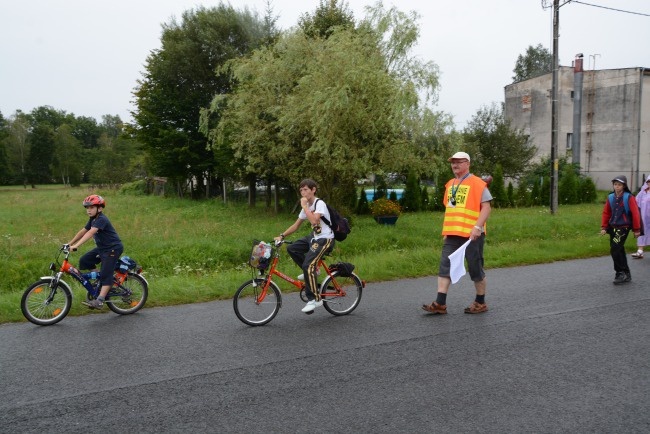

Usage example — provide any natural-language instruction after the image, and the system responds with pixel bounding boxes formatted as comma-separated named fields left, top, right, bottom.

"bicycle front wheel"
left=320, top=272, right=363, bottom=316
left=106, top=272, right=148, bottom=315
left=233, top=278, right=281, bottom=326
left=21, top=279, right=72, bottom=326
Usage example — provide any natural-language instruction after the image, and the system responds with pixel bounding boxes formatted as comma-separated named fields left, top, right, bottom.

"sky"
left=1, top=0, right=649, bottom=129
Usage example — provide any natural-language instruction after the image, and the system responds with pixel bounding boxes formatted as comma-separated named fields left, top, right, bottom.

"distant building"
left=504, top=65, right=650, bottom=191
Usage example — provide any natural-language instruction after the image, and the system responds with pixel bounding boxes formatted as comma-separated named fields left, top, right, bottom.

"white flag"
left=448, top=239, right=471, bottom=284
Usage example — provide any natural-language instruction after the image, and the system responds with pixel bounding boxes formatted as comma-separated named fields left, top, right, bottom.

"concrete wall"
left=504, top=67, right=649, bottom=191
left=640, top=72, right=650, bottom=185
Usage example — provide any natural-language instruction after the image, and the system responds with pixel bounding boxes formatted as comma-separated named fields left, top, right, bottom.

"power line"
left=570, top=1, right=650, bottom=17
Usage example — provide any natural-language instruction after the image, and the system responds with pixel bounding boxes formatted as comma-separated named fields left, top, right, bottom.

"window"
left=566, top=133, right=573, bottom=149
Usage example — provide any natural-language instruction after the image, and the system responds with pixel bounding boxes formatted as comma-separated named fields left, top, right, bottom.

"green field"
left=0, top=186, right=611, bottom=323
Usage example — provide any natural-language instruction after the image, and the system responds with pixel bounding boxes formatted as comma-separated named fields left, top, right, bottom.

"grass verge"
left=0, top=187, right=611, bottom=323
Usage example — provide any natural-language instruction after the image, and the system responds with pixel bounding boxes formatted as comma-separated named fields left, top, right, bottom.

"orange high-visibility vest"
left=442, top=174, right=487, bottom=237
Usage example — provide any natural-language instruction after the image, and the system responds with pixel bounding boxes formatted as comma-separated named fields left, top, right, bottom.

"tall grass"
left=0, top=186, right=610, bottom=323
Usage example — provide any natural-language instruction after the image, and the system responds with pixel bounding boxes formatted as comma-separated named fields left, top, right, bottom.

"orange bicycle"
left=233, top=240, right=364, bottom=326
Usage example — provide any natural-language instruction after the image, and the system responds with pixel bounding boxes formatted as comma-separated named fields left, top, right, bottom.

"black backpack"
left=316, top=199, right=351, bottom=241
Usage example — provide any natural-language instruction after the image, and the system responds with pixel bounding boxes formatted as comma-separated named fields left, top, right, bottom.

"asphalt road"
left=1, top=256, right=649, bottom=433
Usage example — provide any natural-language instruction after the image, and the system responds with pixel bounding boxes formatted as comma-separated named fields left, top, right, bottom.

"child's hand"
left=600, top=229, right=606, bottom=236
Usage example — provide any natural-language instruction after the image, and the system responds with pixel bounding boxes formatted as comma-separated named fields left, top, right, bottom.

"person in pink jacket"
left=631, top=175, right=650, bottom=259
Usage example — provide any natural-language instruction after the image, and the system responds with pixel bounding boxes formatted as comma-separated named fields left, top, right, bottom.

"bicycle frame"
left=50, top=248, right=128, bottom=299
left=254, top=242, right=345, bottom=303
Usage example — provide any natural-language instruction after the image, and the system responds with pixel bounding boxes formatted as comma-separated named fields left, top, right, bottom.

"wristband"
left=474, top=226, right=483, bottom=232
left=280, top=233, right=285, bottom=239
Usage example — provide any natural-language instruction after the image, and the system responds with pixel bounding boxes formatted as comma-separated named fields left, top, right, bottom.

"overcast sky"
left=1, top=0, right=648, bottom=129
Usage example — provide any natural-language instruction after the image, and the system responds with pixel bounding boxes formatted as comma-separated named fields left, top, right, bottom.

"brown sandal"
left=421, top=302, right=447, bottom=314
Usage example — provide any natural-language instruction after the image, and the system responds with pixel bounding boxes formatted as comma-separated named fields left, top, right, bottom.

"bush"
left=370, top=198, right=402, bottom=216
left=580, top=177, right=598, bottom=203
left=490, top=164, right=508, bottom=207
left=119, top=180, right=148, bottom=196
left=559, top=165, right=579, bottom=204
left=507, top=181, right=514, bottom=207
left=420, top=186, right=430, bottom=210
left=401, top=171, right=421, bottom=212
left=356, top=189, right=370, bottom=215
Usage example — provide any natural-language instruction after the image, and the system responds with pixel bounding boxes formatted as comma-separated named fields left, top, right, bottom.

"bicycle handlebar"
left=61, top=244, right=77, bottom=254
left=274, top=239, right=294, bottom=248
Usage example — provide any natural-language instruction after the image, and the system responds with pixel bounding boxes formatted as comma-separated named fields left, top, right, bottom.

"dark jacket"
left=601, top=193, right=641, bottom=230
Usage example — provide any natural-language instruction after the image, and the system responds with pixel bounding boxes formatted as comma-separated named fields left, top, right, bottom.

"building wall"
left=504, top=67, right=649, bottom=191
left=641, top=72, right=650, bottom=183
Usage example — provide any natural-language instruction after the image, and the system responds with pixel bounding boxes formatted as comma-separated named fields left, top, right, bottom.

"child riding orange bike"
left=67, top=194, right=123, bottom=309
left=274, top=179, right=334, bottom=313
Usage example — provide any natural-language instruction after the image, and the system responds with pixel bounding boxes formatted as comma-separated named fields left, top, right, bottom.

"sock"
left=97, top=296, right=105, bottom=303
left=475, top=294, right=485, bottom=304
left=435, top=292, right=447, bottom=306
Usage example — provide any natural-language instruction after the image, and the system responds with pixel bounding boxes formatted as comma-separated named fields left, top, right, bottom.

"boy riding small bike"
left=275, top=179, right=334, bottom=313
left=67, top=194, right=123, bottom=309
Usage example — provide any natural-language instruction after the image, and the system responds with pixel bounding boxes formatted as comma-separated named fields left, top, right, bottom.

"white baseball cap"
left=448, top=151, right=470, bottom=162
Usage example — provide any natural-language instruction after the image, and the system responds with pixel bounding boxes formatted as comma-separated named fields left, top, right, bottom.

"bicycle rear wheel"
left=320, top=272, right=363, bottom=316
left=106, top=272, right=148, bottom=315
left=233, top=278, right=281, bottom=326
left=21, top=279, right=72, bottom=326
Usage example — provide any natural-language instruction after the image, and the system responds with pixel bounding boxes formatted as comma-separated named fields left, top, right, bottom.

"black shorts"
left=438, top=235, right=485, bottom=282
left=79, top=247, right=124, bottom=287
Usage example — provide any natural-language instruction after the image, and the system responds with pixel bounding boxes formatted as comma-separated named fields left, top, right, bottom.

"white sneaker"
left=301, top=299, right=323, bottom=313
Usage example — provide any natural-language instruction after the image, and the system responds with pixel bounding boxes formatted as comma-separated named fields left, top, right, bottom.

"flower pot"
left=374, top=215, right=399, bottom=225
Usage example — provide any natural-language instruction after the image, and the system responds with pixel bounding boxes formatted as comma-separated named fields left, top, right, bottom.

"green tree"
left=558, top=164, right=579, bottom=204
left=298, top=0, right=355, bottom=38
left=71, top=116, right=100, bottom=149
left=132, top=4, right=267, bottom=198
left=520, top=155, right=597, bottom=206
left=208, top=2, right=442, bottom=208
left=5, top=112, right=30, bottom=186
left=26, top=106, right=72, bottom=185
left=541, top=176, right=551, bottom=207
left=401, top=170, right=421, bottom=212
left=0, top=112, right=9, bottom=184
left=463, top=102, right=536, bottom=179
left=356, top=189, right=370, bottom=215
left=506, top=181, right=514, bottom=208
left=514, top=182, right=529, bottom=207
left=431, top=163, right=453, bottom=211
left=529, top=178, right=542, bottom=206
left=27, top=123, right=55, bottom=185
left=373, top=176, right=388, bottom=200
left=490, top=164, right=507, bottom=208
left=420, top=186, right=430, bottom=210
left=579, top=177, right=597, bottom=204
left=512, top=43, right=553, bottom=83
left=52, top=124, right=83, bottom=186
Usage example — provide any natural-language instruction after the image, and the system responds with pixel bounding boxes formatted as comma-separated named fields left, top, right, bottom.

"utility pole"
left=550, top=0, right=560, bottom=214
